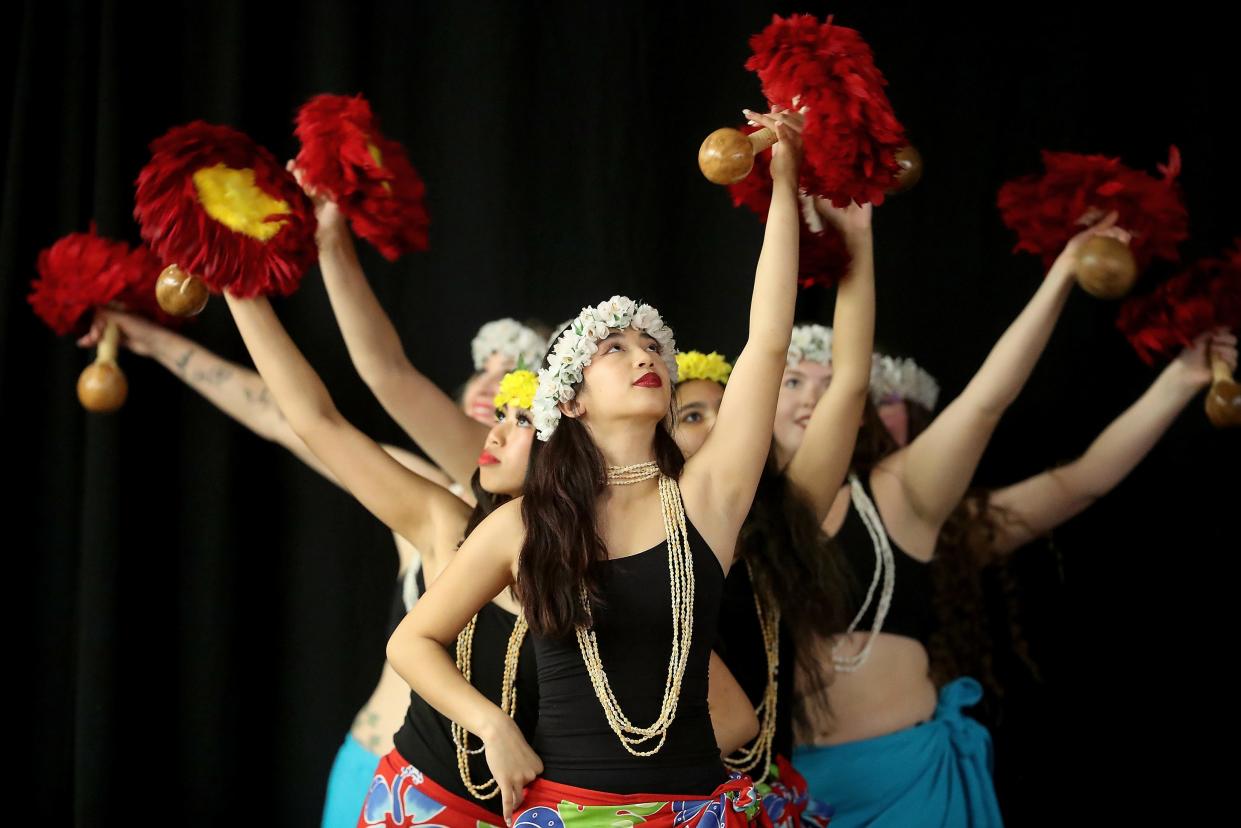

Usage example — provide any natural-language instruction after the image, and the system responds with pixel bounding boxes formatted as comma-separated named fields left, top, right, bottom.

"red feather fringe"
left=726, top=125, right=852, bottom=288
left=28, top=226, right=173, bottom=336
left=134, top=121, right=316, bottom=297
left=746, top=14, right=907, bottom=207
left=1117, top=239, right=1241, bottom=364
left=294, top=94, right=429, bottom=261
left=998, top=147, right=1188, bottom=273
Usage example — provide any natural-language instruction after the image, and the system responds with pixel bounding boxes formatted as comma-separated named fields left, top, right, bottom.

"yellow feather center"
left=367, top=141, right=393, bottom=194
left=192, top=164, right=291, bottom=241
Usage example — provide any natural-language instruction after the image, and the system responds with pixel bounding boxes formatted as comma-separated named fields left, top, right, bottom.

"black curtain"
left=6, top=1, right=1237, bottom=824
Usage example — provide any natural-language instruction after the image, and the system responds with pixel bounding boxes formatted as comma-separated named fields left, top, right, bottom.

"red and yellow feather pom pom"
left=29, top=225, right=174, bottom=336
left=134, top=121, right=316, bottom=297
left=294, top=93, right=429, bottom=261
left=999, top=147, right=1187, bottom=273
left=1117, top=240, right=1241, bottom=364
left=747, top=13, right=907, bottom=207
left=727, top=125, right=852, bottom=288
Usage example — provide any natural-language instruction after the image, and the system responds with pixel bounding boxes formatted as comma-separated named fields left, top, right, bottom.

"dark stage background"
left=5, top=1, right=1238, bottom=824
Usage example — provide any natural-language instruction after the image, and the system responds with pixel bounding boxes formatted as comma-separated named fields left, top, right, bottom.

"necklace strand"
left=576, top=473, right=696, bottom=756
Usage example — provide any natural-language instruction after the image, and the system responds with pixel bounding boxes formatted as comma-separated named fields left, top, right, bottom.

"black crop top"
left=832, top=475, right=936, bottom=647
left=532, top=519, right=728, bottom=795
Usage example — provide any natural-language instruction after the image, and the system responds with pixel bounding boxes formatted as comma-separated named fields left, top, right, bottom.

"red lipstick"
left=478, top=451, right=500, bottom=466
left=633, top=372, right=663, bottom=388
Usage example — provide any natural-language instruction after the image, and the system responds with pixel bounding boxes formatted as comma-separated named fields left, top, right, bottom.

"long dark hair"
left=738, top=449, right=852, bottom=731
left=517, top=362, right=684, bottom=639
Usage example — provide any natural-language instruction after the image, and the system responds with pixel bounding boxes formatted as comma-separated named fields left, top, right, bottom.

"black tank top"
left=715, top=562, right=795, bottom=760
left=832, top=475, right=935, bottom=646
left=393, top=570, right=540, bottom=814
left=532, top=518, right=728, bottom=795
left=386, top=571, right=410, bottom=639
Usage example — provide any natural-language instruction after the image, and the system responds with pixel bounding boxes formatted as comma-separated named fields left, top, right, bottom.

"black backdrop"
left=5, top=1, right=1238, bottom=824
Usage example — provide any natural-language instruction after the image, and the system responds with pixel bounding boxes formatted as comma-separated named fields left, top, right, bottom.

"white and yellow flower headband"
left=675, top=351, right=733, bottom=386
left=470, top=318, right=546, bottom=372
left=533, top=295, right=678, bottom=441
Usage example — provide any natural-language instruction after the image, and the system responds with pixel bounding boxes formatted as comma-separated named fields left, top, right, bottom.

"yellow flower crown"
left=493, top=369, right=539, bottom=412
left=675, top=351, right=733, bottom=386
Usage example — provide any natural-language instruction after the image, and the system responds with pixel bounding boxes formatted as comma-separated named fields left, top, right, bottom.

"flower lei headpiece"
left=787, top=323, right=832, bottom=367
left=675, top=351, right=734, bottom=386
left=470, top=318, right=547, bottom=372
left=533, top=296, right=677, bottom=441
left=869, top=354, right=940, bottom=410
left=493, top=369, right=539, bottom=412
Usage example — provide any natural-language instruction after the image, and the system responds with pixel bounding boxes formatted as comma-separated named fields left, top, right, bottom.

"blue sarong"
left=323, top=733, right=384, bottom=828
left=792, top=678, right=1002, bottom=827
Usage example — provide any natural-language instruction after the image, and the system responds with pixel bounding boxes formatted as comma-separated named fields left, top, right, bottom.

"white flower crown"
left=787, top=323, right=833, bottom=367
left=869, top=354, right=940, bottom=411
left=786, top=323, right=940, bottom=410
left=533, top=296, right=678, bottom=441
left=470, top=318, right=547, bottom=372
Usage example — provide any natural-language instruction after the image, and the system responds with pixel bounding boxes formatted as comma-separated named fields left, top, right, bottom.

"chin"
left=774, top=429, right=803, bottom=459
left=477, top=467, right=506, bottom=494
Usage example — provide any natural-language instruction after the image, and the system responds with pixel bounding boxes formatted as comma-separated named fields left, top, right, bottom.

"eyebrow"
left=679, top=401, right=707, bottom=411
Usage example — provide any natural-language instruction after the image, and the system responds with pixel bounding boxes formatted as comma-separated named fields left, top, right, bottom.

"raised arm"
left=783, top=201, right=876, bottom=521
left=896, top=215, right=1127, bottom=531
left=684, top=108, right=802, bottom=552
left=387, top=499, right=540, bottom=824
left=303, top=182, right=489, bottom=487
left=223, top=293, right=467, bottom=553
left=78, top=309, right=453, bottom=491
left=986, top=330, right=1237, bottom=555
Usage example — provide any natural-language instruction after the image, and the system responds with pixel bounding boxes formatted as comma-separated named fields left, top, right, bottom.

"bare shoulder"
left=465, top=497, right=526, bottom=562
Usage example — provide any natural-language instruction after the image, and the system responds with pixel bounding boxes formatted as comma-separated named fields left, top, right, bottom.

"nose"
left=487, top=421, right=508, bottom=448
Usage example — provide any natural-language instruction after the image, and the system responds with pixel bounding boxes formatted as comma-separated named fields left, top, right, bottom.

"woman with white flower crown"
left=779, top=321, right=1239, bottom=826
left=767, top=213, right=1241, bottom=826
left=386, top=106, right=807, bottom=828
left=668, top=190, right=878, bottom=828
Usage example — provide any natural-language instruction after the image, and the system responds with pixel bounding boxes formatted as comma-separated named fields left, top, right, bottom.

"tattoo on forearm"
left=172, top=347, right=194, bottom=376
left=242, top=385, right=286, bottom=421
left=189, top=364, right=234, bottom=387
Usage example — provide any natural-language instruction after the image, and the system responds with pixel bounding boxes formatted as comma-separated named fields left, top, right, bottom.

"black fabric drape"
left=6, top=1, right=1237, bottom=824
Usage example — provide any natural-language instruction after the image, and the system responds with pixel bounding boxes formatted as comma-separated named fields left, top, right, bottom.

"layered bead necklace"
left=452, top=610, right=529, bottom=799
left=832, top=473, right=896, bottom=672
left=722, top=560, right=780, bottom=783
left=576, top=460, right=697, bottom=757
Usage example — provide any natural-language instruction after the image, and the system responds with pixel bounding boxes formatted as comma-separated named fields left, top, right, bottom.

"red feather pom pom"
left=294, top=93, right=429, bottom=261
left=134, top=121, right=316, bottom=298
left=747, top=14, right=907, bottom=207
left=798, top=220, right=854, bottom=290
left=1117, top=239, right=1241, bottom=364
left=727, top=125, right=852, bottom=288
left=998, top=147, right=1187, bottom=273
left=29, top=225, right=173, bottom=336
